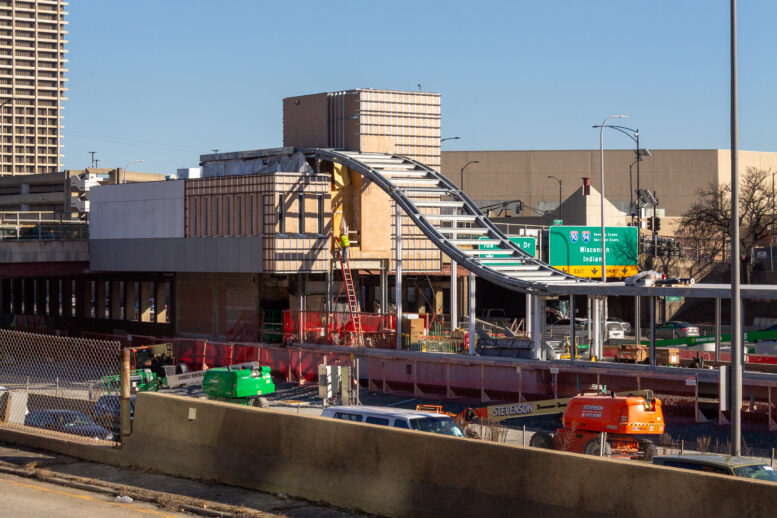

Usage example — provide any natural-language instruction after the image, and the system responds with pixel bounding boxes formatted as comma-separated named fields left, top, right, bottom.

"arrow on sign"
left=591, top=267, right=599, bottom=275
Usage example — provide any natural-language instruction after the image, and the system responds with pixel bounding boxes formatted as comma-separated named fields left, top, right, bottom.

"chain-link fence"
left=0, top=329, right=121, bottom=442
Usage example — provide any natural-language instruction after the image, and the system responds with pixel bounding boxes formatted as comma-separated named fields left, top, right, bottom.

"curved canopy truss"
left=303, top=148, right=591, bottom=295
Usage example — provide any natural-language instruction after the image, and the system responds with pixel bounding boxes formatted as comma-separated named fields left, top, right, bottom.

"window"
left=213, top=198, right=219, bottom=236
left=365, top=416, right=390, bottom=426
left=317, top=195, right=324, bottom=235
left=249, top=195, right=254, bottom=235
left=278, top=195, right=285, bottom=234
left=297, top=193, right=304, bottom=235
left=237, top=197, right=242, bottom=235
left=333, top=412, right=362, bottom=422
left=225, top=197, right=230, bottom=236
left=393, top=420, right=409, bottom=429
left=203, top=199, right=208, bottom=236
left=192, top=198, right=197, bottom=236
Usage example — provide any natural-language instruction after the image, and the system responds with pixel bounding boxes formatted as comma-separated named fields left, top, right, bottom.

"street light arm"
left=592, top=124, right=638, bottom=145
left=122, top=159, right=146, bottom=184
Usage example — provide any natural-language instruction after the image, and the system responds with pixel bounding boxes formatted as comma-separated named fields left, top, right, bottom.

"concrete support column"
left=125, top=281, right=137, bottom=322
left=0, top=278, right=10, bottom=314
left=109, top=281, right=122, bottom=320
left=35, top=278, right=47, bottom=316
left=591, top=297, right=601, bottom=360
left=76, top=278, right=91, bottom=318
left=11, top=278, right=22, bottom=314
left=635, top=296, right=641, bottom=343
left=450, top=259, right=458, bottom=332
left=468, top=272, right=476, bottom=355
left=50, top=279, right=61, bottom=317
left=61, top=278, right=73, bottom=318
left=525, top=293, right=532, bottom=337
left=95, top=279, right=107, bottom=319
left=531, top=296, right=547, bottom=360
left=154, top=281, right=167, bottom=323
left=23, top=278, right=34, bottom=314
left=139, top=281, right=152, bottom=323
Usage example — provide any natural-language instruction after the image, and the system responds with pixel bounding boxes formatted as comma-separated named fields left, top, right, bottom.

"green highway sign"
left=665, top=295, right=684, bottom=303
left=478, top=236, right=537, bottom=262
left=553, top=219, right=564, bottom=225
left=549, top=226, right=638, bottom=278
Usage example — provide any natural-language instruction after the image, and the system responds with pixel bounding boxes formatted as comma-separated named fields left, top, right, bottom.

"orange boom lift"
left=448, top=389, right=664, bottom=459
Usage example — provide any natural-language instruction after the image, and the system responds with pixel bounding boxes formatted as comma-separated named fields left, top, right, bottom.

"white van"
left=321, top=405, right=464, bottom=437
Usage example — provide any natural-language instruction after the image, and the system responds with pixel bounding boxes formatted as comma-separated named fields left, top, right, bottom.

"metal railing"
left=0, top=211, right=87, bottom=240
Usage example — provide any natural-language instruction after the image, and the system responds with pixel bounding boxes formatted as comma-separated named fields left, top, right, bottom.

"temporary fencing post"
left=771, top=448, right=774, bottom=468
left=120, top=348, right=131, bottom=440
left=522, top=425, right=526, bottom=447
left=680, top=440, right=684, bottom=455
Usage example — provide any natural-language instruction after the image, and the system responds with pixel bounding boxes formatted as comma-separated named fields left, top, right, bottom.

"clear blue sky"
left=63, top=1, right=777, bottom=174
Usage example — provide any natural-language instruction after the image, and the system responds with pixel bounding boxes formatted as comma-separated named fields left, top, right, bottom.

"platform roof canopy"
left=547, top=282, right=777, bottom=300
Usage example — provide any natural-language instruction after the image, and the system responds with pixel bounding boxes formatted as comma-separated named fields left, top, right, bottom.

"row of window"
left=188, top=193, right=327, bottom=238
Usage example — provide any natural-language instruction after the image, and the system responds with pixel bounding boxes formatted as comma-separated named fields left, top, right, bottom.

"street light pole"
left=460, top=160, right=479, bottom=193
left=441, top=136, right=460, bottom=144
left=598, top=114, right=627, bottom=283
left=729, top=0, right=742, bottom=457
left=122, top=159, right=146, bottom=184
left=771, top=171, right=775, bottom=273
left=547, top=175, right=562, bottom=222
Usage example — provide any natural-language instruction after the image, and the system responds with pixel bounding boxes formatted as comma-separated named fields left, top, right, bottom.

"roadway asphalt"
left=0, top=470, right=191, bottom=518
left=0, top=442, right=369, bottom=518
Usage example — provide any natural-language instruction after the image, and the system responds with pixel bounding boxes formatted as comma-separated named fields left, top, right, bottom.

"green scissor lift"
left=202, top=363, right=275, bottom=405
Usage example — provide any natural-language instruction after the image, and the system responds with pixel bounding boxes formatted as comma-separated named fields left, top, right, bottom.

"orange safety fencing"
left=282, top=310, right=397, bottom=348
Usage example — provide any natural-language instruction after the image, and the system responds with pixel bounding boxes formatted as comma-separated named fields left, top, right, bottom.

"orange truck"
left=454, top=389, right=664, bottom=459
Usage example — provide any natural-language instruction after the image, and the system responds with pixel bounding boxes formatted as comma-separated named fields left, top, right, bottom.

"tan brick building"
left=442, top=149, right=777, bottom=219
left=0, top=0, right=68, bottom=175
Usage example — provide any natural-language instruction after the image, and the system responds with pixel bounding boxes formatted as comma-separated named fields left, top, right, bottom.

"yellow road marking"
left=2, top=478, right=178, bottom=517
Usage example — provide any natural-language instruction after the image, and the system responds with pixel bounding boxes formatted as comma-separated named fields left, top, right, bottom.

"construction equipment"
left=455, top=388, right=664, bottom=459
left=202, top=362, right=275, bottom=406
left=337, top=248, right=363, bottom=346
left=614, top=343, right=649, bottom=363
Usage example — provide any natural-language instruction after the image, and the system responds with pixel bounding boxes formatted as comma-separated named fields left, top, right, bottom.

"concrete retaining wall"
left=3, top=392, right=777, bottom=517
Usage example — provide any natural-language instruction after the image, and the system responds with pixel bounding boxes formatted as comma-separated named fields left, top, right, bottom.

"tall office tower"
left=0, top=0, right=68, bottom=175
left=284, top=89, right=442, bottom=170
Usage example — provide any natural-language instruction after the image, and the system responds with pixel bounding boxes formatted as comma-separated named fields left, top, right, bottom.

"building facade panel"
left=0, top=0, right=68, bottom=175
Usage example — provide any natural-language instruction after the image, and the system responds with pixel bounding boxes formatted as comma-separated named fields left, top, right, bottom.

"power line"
left=63, top=130, right=203, bottom=153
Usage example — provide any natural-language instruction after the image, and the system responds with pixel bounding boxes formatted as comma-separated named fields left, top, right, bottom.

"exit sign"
left=553, top=219, right=563, bottom=225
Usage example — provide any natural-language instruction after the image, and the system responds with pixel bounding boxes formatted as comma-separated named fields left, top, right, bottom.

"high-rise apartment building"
left=0, top=0, right=68, bottom=175
left=284, top=89, right=442, bottom=170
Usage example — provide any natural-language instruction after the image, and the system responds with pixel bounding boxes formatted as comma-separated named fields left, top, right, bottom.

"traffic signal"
left=647, top=217, right=654, bottom=231
left=654, top=217, right=661, bottom=231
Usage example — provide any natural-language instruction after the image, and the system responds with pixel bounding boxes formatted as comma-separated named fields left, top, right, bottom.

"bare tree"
left=678, top=167, right=774, bottom=283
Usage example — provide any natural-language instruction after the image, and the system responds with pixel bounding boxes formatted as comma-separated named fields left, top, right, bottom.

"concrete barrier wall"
left=114, top=393, right=777, bottom=518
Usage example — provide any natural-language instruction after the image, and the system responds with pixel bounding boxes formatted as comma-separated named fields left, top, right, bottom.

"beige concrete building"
left=284, top=89, right=442, bottom=170
left=0, top=0, right=68, bottom=175
left=442, top=149, right=777, bottom=219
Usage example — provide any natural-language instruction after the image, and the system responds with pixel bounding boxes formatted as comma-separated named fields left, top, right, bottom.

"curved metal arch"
left=303, top=148, right=591, bottom=295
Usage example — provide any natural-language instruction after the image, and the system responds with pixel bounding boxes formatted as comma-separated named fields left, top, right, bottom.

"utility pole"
left=89, top=151, right=97, bottom=168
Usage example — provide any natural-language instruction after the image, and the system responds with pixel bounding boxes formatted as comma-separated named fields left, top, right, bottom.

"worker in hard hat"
left=339, top=233, right=350, bottom=262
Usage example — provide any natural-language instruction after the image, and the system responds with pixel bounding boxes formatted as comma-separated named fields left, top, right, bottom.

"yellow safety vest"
left=340, top=234, right=350, bottom=248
